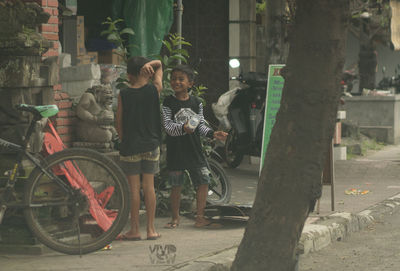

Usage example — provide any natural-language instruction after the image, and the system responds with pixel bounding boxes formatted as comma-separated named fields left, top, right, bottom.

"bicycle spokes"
left=26, top=152, right=126, bottom=253
left=51, top=159, right=116, bottom=231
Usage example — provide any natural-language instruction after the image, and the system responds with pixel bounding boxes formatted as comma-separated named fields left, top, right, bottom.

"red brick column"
left=40, top=0, right=59, bottom=58
left=54, top=92, right=76, bottom=146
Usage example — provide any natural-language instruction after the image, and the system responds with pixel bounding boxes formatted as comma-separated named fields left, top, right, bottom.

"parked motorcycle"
left=341, top=69, right=357, bottom=95
left=213, top=68, right=268, bottom=168
left=377, top=65, right=400, bottom=93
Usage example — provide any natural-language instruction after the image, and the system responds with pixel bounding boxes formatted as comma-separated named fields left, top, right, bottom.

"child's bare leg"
left=195, top=184, right=222, bottom=228
left=195, top=184, right=208, bottom=219
left=125, top=174, right=141, bottom=238
left=170, top=186, right=182, bottom=224
left=142, top=173, right=159, bottom=238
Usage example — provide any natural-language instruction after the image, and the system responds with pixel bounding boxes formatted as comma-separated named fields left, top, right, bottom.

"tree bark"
left=265, top=0, right=289, bottom=65
left=231, top=1, right=349, bottom=270
left=358, top=40, right=377, bottom=93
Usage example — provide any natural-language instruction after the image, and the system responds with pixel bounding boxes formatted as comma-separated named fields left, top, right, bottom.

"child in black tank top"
left=115, top=56, right=163, bottom=240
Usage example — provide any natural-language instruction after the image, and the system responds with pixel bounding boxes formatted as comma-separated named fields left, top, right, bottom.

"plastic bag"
left=211, top=88, right=239, bottom=130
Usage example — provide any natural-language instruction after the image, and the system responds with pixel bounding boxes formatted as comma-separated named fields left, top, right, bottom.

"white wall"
left=345, top=31, right=400, bottom=89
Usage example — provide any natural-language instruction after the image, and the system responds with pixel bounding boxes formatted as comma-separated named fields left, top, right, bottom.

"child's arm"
left=197, top=103, right=215, bottom=138
left=197, top=103, right=228, bottom=140
left=162, top=105, right=186, bottom=137
left=141, top=60, right=163, bottom=94
left=116, top=94, right=123, bottom=140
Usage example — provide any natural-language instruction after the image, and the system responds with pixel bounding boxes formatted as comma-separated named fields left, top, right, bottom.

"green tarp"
left=112, top=0, right=174, bottom=58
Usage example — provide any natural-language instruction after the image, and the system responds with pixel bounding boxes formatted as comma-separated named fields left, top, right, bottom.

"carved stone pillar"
left=0, top=0, right=53, bottom=252
left=0, top=0, right=52, bottom=167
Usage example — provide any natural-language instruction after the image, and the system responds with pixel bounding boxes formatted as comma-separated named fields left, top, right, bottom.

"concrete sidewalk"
left=2, top=145, right=400, bottom=271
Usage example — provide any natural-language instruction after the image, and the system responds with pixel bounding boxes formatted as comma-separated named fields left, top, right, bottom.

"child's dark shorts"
left=168, top=167, right=210, bottom=188
left=119, top=147, right=160, bottom=175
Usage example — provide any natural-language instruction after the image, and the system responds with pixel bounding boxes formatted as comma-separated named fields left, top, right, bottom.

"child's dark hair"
left=171, top=64, right=195, bottom=82
left=127, top=56, right=150, bottom=76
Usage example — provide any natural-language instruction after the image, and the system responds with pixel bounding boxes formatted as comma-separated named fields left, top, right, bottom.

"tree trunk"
left=231, top=1, right=349, bottom=270
left=358, top=40, right=377, bottom=93
left=265, top=0, right=289, bottom=65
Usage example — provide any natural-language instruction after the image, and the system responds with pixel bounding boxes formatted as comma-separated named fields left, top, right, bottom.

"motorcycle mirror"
left=229, top=58, right=240, bottom=69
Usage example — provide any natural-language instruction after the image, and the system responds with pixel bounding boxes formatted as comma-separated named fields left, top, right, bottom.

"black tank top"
left=119, top=84, right=161, bottom=155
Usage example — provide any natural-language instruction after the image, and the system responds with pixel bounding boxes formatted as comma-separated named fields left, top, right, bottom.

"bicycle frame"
left=0, top=117, right=74, bottom=224
left=0, top=105, right=130, bottom=255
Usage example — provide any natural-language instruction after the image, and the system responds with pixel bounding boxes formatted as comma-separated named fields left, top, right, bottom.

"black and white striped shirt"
left=162, top=95, right=214, bottom=170
left=162, top=102, right=213, bottom=138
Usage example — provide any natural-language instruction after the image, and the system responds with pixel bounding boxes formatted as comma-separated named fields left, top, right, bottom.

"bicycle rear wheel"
left=24, top=148, right=130, bottom=255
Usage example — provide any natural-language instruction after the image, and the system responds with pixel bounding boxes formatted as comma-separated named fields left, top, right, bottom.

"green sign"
left=260, top=64, right=285, bottom=173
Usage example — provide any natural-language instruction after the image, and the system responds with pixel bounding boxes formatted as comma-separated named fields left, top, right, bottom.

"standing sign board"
left=259, top=65, right=335, bottom=212
left=260, top=64, right=285, bottom=174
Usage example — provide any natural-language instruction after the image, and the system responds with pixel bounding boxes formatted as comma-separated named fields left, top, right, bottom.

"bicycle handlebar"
left=15, top=104, right=42, bottom=119
left=16, top=104, right=36, bottom=112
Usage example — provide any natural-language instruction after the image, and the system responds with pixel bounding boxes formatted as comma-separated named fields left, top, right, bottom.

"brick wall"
left=54, top=92, right=76, bottom=145
left=40, top=0, right=59, bottom=58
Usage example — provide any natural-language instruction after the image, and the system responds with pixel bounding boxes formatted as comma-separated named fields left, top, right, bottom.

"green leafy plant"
left=256, top=0, right=266, bottom=14
left=157, top=34, right=191, bottom=100
left=101, top=17, right=135, bottom=91
left=156, top=34, right=208, bottom=105
left=101, top=17, right=135, bottom=65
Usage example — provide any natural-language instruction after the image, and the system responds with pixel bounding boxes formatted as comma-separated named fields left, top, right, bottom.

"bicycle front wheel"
left=207, top=158, right=231, bottom=205
left=24, top=148, right=130, bottom=255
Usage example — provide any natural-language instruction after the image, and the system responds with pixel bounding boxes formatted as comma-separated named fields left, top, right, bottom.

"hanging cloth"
left=112, top=0, right=174, bottom=57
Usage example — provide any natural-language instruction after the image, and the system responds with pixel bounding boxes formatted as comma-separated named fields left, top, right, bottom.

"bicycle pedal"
left=101, top=244, right=112, bottom=251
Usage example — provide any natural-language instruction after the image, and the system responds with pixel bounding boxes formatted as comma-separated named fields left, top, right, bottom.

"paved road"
left=224, top=161, right=258, bottom=206
left=0, top=162, right=256, bottom=271
left=299, top=207, right=400, bottom=271
left=3, top=148, right=400, bottom=271
left=0, top=216, right=246, bottom=271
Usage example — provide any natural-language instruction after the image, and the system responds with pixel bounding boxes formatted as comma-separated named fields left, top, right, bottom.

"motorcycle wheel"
left=207, top=158, right=231, bottom=205
left=225, top=129, right=244, bottom=168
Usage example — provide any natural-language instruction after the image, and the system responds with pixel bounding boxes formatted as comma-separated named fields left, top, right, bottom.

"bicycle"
left=204, top=147, right=231, bottom=205
left=0, top=104, right=130, bottom=255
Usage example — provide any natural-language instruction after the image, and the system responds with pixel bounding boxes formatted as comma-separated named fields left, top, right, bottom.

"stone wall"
left=343, top=95, right=400, bottom=144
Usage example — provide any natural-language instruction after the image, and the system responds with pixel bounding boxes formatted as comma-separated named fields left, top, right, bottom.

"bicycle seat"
left=16, top=104, right=59, bottom=118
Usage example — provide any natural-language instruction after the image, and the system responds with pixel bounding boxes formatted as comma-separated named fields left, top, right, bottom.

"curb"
left=167, top=246, right=235, bottom=271
left=172, top=192, right=400, bottom=271
left=299, top=192, right=400, bottom=255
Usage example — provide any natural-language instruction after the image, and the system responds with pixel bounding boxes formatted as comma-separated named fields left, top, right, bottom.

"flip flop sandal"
left=147, top=233, right=161, bottom=240
left=115, top=234, right=141, bottom=241
left=195, top=221, right=223, bottom=229
left=164, top=222, right=179, bottom=229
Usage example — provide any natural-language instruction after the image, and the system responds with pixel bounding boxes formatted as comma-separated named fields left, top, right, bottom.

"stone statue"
left=75, top=84, right=117, bottom=149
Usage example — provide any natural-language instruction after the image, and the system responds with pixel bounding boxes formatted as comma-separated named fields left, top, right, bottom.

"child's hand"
left=213, top=131, right=228, bottom=141
left=140, top=63, right=155, bottom=77
left=183, top=123, right=195, bottom=134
